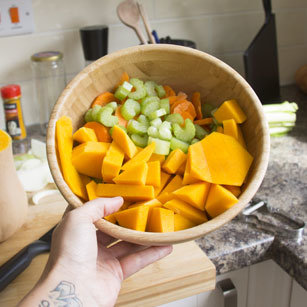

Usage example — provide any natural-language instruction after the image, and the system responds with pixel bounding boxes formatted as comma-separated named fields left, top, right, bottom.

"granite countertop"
left=24, top=85, right=306, bottom=290
left=196, top=85, right=307, bottom=290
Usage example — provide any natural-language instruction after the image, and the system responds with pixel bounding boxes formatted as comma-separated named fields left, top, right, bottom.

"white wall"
left=0, top=0, right=306, bottom=128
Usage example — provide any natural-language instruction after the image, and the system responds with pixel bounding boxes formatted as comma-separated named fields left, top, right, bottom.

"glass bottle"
left=31, top=51, right=66, bottom=135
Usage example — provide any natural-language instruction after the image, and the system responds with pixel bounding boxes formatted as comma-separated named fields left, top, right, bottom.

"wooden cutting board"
left=0, top=190, right=216, bottom=307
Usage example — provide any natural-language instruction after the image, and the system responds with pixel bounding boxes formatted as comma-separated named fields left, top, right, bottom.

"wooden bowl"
left=47, top=44, right=270, bottom=245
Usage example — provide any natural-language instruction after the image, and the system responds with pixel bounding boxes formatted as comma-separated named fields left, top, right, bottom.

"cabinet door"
left=247, top=259, right=292, bottom=307
left=290, top=280, right=307, bottom=307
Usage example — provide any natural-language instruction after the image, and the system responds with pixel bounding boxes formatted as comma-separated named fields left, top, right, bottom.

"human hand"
left=19, top=197, right=172, bottom=307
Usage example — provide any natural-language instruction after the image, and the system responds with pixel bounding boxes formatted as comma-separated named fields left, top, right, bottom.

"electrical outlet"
left=0, top=0, right=34, bottom=37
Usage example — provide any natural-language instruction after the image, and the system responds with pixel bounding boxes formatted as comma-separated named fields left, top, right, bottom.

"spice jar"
left=31, top=51, right=66, bottom=135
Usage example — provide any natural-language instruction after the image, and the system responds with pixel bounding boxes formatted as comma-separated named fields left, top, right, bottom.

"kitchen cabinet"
left=290, top=280, right=307, bottom=307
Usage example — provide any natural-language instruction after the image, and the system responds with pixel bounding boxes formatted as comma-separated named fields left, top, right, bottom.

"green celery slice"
left=122, top=81, right=133, bottom=91
left=172, top=119, right=196, bottom=142
left=202, top=103, right=215, bottom=118
left=137, top=114, right=149, bottom=127
left=97, top=107, right=119, bottom=127
left=127, top=119, right=147, bottom=135
left=160, top=98, right=170, bottom=114
left=141, top=100, right=160, bottom=117
left=131, top=134, right=148, bottom=147
left=191, top=138, right=200, bottom=144
left=263, top=101, right=298, bottom=113
left=145, top=81, right=157, bottom=97
left=84, top=109, right=93, bottom=122
left=155, top=84, right=166, bottom=98
left=121, top=99, right=141, bottom=120
left=194, top=124, right=208, bottom=139
left=128, top=78, right=147, bottom=100
left=150, top=118, right=162, bottom=128
left=165, top=113, right=184, bottom=125
left=141, top=96, right=160, bottom=105
left=170, top=137, right=189, bottom=153
left=148, top=108, right=167, bottom=120
left=114, top=85, right=130, bottom=101
left=91, top=105, right=103, bottom=121
left=148, top=137, right=170, bottom=155
left=105, top=101, right=117, bottom=111
left=158, top=121, right=172, bottom=141
left=110, top=125, right=127, bottom=135
left=147, top=126, right=159, bottom=138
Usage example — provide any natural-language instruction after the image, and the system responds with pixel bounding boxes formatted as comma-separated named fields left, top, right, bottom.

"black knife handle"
left=263, top=0, right=272, bottom=21
left=0, top=240, right=50, bottom=292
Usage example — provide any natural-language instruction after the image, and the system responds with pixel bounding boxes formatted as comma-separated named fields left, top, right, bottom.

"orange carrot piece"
left=192, top=92, right=203, bottom=120
left=117, top=72, right=130, bottom=87
left=172, top=100, right=196, bottom=120
left=84, top=121, right=111, bottom=143
left=194, top=118, right=213, bottom=125
left=115, top=106, right=128, bottom=127
left=163, top=85, right=176, bottom=97
left=180, top=111, right=194, bottom=121
left=91, top=92, right=119, bottom=108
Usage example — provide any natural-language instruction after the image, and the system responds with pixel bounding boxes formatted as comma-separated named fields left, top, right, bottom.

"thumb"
left=72, top=197, right=123, bottom=223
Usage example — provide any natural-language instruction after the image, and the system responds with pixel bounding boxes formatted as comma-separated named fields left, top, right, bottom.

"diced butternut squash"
left=96, top=184, right=154, bottom=202
left=72, top=141, right=110, bottom=178
left=122, top=143, right=155, bottom=170
left=213, top=99, right=247, bottom=124
left=147, top=207, right=174, bottom=232
left=162, top=149, right=187, bottom=174
left=113, top=162, right=148, bottom=185
left=205, top=184, right=238, bottom=218
left=86, top=180, right=98, bottom=201
left=114, top=206, right=150, bottom=231
left=216, top=126, right=224, bottom=133
left=148, top=153, right=165, bottom=164
left=223, top=185, right=241, bottom=197
left=157, top=175, right=183, bottom=203
left=112, top=125, right=137, bottom=158
left=104, top=214, right=117, bottom=224
left=182, top=155, right=199, bottom=185
left=129, top=199, right=162, bottom=223
left=164, top=199, right=208, bottom=225
left=84, top=121, right=112, bottom=143
left=176, top=161, right=186, bottom=176
left=189, top=132, right=253, bottom=186
left=154, top=172, right=171, bottom=197
left=73, top=127, right=97, bottom=143
left=223, top=119, right=246, bottom=148
left=174, top=214, right=196, bottom=231
left=172, top=182, right=211, bottom=211
left=56, top=116, right=87, bottom=199
left=146, top=161, right=161, bottom=187
left=102, top=141, right=125, bottom=182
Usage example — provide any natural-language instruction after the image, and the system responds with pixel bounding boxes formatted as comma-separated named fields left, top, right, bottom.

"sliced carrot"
left=172, top=100, right=196, bottom=120
left=177, top=91, right=188, bottom=100
left=91, top=92, right=119, bottom=108
left=163, top=85, right=176, bottom=97
left=115, top=106, right=128, bottom=127
left=192, top=92, right=202, bottom=120
left=180, top=111, right=195, bottom=121
left=84, top=121, right=111, bottom=143
left=194, top=118, right=213, bottom=125
left=116, top=72, right=130, bottom=89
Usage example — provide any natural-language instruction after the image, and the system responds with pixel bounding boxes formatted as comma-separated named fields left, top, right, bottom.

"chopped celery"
left=141, top=96, right=160, bottom=105
left=127, top=119, right=147, bottom=135
left=202, top=103, right=215, bottom=118
left=148, top=108, right=167, bottom=120
left=141, top=99, right=160, bottom=117
left=110, top=125, right=127, bottom=135
left=170, top=137, right=189, bottom=153
left=121, top=99, right=141, bottom=120
left=84, top=108, right=93, bottom=122
left=145, top=81, right=157, bottom=97
left=128, top=78, right=147, bottom=100
left=148, top=137, right=170, bottom=155
left=158, top=121, right=172, bottom=141
left=105, top=101, right=117, bottom=111
left=147, top=126, right=159, bottom=138
left=155, top=84, right=166, bottom=98
left=194, top=124, right=208, bottom=139
left=160, top=98, right=170, bottom=114
left=150, top=118, right=162, bottom=128
left=263, top=101, right=298, bottom=113
left=172, top=119, right=196, bottom=142
left=191, top=138, right=200, bottom=144
left=97, top=107, right=119, bottom=127
left=131, top=134, right=148, bottom=147
left=114, top=85, right=130, bottom=101
left=165, top=113, right=184, bottom=125
left=122, top=81, right=133, bottom=92
left=264, top=111, right=296, bottom=124
left=137, top=114, right=149, bottom=127
left=91, top=105, right=103, bottom=121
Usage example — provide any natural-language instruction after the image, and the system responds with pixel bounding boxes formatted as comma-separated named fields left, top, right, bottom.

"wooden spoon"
left=117, top=0, right=147, bottom=45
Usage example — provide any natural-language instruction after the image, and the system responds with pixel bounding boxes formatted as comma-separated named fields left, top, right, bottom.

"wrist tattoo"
left=39, top=280, right=82, bottom=307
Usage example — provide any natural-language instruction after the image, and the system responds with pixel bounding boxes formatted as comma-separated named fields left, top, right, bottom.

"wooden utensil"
left=47, top=44, right=270, bottom=246
left=137, top=2, right=155, bottom=44
left=117, top=0, right=147, bottom=45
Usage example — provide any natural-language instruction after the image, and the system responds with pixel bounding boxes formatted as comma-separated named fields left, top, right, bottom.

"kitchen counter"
left=25, top=85, right=307, bottom=291
left=196, top=85, right=307, bottom=290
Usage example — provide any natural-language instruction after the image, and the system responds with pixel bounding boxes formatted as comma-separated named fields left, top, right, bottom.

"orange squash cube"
left=147, top=207, right=174, bottom=232
left=73, top=127, right=97, bottom=143
left=214, top=99, right=247, bottom=124
left=86, top=180, right=98, bottom=201
left=114, top=162, right=148, bottom=185
left=162, top=148, right=187, bottom=174
left=112, top=125, right=137, bottom=158
left=154, top=171, right=171, bottom=197
left=223, top=119, right=246, bottom=148
left=174, top=214, right=196, bottom=231
left=146, top=161, right=161, bottom=187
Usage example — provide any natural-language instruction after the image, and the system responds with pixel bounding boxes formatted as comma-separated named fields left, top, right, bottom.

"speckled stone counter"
left=196, top=85, right=307, bottom=290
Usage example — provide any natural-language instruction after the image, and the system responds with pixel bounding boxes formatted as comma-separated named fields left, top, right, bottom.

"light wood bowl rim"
left=47, top=44, right=270, bottom=246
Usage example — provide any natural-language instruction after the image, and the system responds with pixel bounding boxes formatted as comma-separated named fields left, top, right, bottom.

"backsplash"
left=0, top=0, right=306, bottom=129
